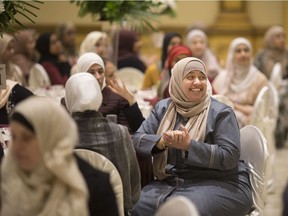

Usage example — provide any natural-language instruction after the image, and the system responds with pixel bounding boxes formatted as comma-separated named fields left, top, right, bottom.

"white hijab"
left=1, top=96, right=88, bottom=216
left=79, top=31, right=106, bottom=56
left=76, top=52, right=106, bottom=89
left=186, top=29, right=221, bottom=79
left=65, top=72, right=103, bottom=113
left=76, top=52, right=105, bottom=73
left=221, top=37, right=260, bottom=94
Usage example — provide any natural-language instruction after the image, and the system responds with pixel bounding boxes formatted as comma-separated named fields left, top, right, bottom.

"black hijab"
left=161, top=32, right=182, bottom=69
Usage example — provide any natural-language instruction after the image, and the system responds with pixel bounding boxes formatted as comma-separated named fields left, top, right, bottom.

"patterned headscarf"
left=1, top=96, right=88, bottom=216
left=0, top=79, right=17, bottom=109
left=65, top=73, right=103, bottom=113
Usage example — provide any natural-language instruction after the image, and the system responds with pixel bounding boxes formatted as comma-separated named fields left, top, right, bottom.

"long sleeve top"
left=72, top=111, right=141, bottom=213
left=132, top=97, right=249, bottom=181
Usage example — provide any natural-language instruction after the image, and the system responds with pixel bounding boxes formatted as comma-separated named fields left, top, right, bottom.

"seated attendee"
left=12, top=29, right=51, bottom=89
left=56, top=22, right=78, bottom=67
left=0, top=79, right=33, bottom=125
left=158, top=45, right=192, bottom=100
left=142, top=32, right=182, bottom=90
left=103, top=58, right=145, bottom=132
left=36, top=32, right=71, bottom=86
left=65, top=73, right=141, bottom=215
left=186, top=29, right=222, bottom=83
left=1, top=97, right=89, bottom=215
left=116, top=29, right=146, bottom=73
left=254, top=25, right=288, bottom=148
left=132, top=57, right=253, bottom=216
left=254, top=25, right=288, bottom=79
left=1, top=96, right=118, bottom=216
left=0, top=33, right=25, bottom=85
left=76, top=52, right=141, bottom=132
left=75, top=53, right=153, bottom=187
left=213, top=37, right=268, bottom=127
left=70, top=31, right=109, bottom=75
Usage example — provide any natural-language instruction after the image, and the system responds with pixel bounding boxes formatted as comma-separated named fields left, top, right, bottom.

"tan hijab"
left=1, top=97, right=88, bottom=216
left=0, top=34, right=24, bottom=84
left=153, top=57, right=212, bottom=180
left=262, top=25, right=288, bottom=78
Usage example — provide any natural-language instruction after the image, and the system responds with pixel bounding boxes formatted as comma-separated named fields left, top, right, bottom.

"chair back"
left=249, top=83, right=279, bottom=193
left=270, top=62, right=282, bottom=91
left=117, top=67, right=144, bottom=91
left=74, top=149, right=124, bottom=216
left=240, top=125, right=269, bottom=216
left=250, top=84, right=278, bottom=152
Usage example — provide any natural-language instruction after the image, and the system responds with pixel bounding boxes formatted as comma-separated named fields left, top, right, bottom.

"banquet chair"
left=117, top=67, right=144, bottom=91
left=212, top=94, right=234, bottom=109
left=270, top=62, right=282, bottom=91
left=154, top=196, right=200, bottom=216
left=74, top=148, right=124, bottom=216
left=249, top=83, right=279, bottom=194
left=240, top=125, right=269, bottom=216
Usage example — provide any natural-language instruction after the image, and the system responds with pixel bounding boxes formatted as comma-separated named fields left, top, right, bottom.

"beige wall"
left=17, top=1, right=287, bottom=63
left=19, top=1, right=285, bottom=30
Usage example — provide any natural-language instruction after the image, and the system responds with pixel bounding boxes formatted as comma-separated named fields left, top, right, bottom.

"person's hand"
left=108, top=78, right=136, bottom=106
left=144, top=96, right=158, bottom=107
left=162, top=125, right=190, bottom=150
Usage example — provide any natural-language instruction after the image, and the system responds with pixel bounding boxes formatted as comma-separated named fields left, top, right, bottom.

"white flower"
left=148, top=0, right=176, bottom=14
left=152, top=0, right=176, bottom=10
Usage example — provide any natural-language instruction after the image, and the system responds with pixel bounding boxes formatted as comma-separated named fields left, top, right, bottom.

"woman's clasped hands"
left=162, top=124, right=190, bottom=151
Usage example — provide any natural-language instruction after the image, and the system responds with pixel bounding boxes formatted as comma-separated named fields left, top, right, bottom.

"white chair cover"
left=74, top=149, right=124, bottom=216
left=240, top=125, right=270, bottom=216
left=212, top=94, right=234, bottom=109
left=154, top=196, right=200, bottom=216
left=249, top=83, right=279, bottom=194
left=270, top=62, right=282, bottom=91
left=116, top=67, right=144, bottom=91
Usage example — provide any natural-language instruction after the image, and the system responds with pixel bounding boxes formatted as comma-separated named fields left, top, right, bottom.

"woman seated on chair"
left=132, top=57, right=253, bottom=216
left=213, top=37, right=268, bottom=128
left=1, top=96, right=118, bottom=216
left=1, top=97, right=88, bottom=215
left=71, top=53, right=153, bottom=188
left=65, top=73, right=141, bottom=215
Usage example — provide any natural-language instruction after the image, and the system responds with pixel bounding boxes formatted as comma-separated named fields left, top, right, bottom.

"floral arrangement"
left=70, top=0, right=176, bottom=31
left=0, top=0, right=42, bottom=36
